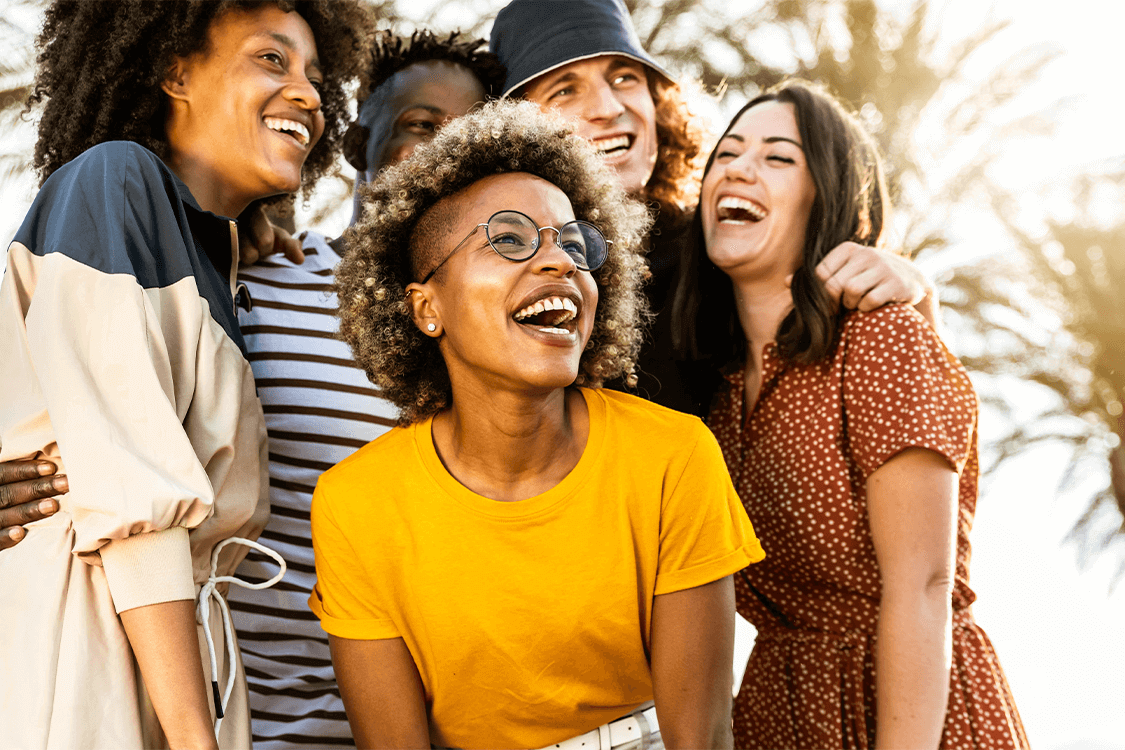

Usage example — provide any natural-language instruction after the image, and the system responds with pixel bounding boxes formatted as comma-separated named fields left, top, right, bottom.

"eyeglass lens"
left=485, top=211, right=607, bottom=271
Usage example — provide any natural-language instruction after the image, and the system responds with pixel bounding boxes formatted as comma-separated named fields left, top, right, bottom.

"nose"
left=724, top=152, right=758, bottom=184
left=581, top=79, right=626, bottom=123
left=533, top=228, right=578, bottom=277
left=285, top=74, right=322, bottom=114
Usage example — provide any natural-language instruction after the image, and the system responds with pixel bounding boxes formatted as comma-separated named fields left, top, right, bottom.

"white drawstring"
left=196, top=536, right=286, bottom=738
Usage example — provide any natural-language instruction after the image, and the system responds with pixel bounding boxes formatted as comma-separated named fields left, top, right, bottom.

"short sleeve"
left=308, top=479, right=400, bottom=640
left=842, top=305, right=977, bottom=477
left=654, top=420, right=765, bottom=595
left=3, top=143, right=223, bottom=611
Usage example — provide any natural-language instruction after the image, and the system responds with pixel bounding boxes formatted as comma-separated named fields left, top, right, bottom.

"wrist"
left=170, top=723, right=218, bottom=750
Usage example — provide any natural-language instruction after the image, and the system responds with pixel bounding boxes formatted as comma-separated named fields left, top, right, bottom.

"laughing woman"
left=312, top=100, right=764, bottom=750
left=674, top=80, right=1028, bottom=749
left=0, top=2, right=366, bottom=748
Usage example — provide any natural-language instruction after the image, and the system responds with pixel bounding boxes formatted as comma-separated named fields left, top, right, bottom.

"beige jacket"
left=0, top=142, right=269, bottom=749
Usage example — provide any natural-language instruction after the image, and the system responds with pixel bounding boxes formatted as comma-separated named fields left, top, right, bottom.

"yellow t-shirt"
left=309, top=388, right=764, bottom=749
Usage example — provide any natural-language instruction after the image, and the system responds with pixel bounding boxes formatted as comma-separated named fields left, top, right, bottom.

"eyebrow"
left=538, top=58, right=644, bottom=90
left=540, top=70, right=579, bottom=89
left=720, top=133, right=804, bottom=150
left=262, top=31, right=322, bottom=75
left=606, top=58, right=646, bottom=75
left=396, top=105, right=445, bottom=119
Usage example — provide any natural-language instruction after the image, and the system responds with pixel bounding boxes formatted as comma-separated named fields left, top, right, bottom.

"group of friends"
left=0, top=0, right=1030, bottom=748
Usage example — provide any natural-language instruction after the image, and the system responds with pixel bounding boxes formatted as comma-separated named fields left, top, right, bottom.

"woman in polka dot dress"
left=672, top=80, right=1028, bottom=749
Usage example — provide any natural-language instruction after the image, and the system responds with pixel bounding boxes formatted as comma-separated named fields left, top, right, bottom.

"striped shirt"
left=229, top=231, right=396, bottom=749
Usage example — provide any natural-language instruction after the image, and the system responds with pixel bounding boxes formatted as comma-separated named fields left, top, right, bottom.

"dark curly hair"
left=335, top=99, right=652, bottom=424
left=672, top=79, right=890, bottom=371
left=342, top=29, right=506, bottom=172
left=29, top=0, right=371, bottom=196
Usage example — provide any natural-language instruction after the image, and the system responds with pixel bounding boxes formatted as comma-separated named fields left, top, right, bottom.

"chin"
left=519, top=364, right=583, bottom=392
left=617, top=166, right=651, bottom=197
left=262, top=164, right=305, bottom=196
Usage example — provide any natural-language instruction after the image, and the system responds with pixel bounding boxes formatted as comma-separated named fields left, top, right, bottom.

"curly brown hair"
left=335, top=99, right=652, bottom=424
left=29, top=0, right=370, bottom=196
left=513, top=69, right=706, bottom=225
left=645, top=74, right=706, bottom=223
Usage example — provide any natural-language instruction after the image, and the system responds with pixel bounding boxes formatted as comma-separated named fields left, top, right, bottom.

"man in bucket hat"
left=492, top=0, right=698, bottom=223
left=491, top=0, right=936, bottom=414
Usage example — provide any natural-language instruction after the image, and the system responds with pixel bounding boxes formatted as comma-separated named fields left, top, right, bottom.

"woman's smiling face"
left=164, top=4, right=326, bottom=212
left=700, top=101, right=817, bottom=283
left=410, top=172, right=600, bottom=395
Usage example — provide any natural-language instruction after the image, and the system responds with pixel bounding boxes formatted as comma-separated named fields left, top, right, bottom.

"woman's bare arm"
left=329, top=635, right=431, bottom=750
left=867, top=447, right=957, bottom=750
left=650, top=576, right=736, bottom=750
left=119, top=599, right=219, bottom=750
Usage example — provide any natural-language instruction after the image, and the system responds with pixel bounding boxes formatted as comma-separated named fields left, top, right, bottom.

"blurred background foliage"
left=2, top=0, right=1122, bottom=572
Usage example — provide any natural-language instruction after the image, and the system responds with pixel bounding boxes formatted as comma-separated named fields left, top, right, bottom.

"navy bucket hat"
left=490, top=0, right=675, bottom=97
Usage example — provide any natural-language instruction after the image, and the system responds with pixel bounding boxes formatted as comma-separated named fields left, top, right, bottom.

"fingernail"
left=9, top=527, right=24, bottom=541
left=52, top=475, right=69, bottom=492
left=40, top=499, right=58, bottom=514
left=37, top=462, right=55, bottom=476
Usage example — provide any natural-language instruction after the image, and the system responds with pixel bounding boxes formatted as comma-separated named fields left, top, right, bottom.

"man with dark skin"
left=0, top=461, right=63, bottom=549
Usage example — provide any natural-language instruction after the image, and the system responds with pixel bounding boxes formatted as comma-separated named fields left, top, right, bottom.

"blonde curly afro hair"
left=335, top=99, right=652, bottom=424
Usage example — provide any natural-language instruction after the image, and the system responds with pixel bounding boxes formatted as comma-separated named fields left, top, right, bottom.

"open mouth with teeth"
left=264, top=116, right=311, bottom=148
left=513, top=295, right=579, bottom=335
left=593, top=134, right=633, bottom=158
left=716, top=195, right=767, bottom=224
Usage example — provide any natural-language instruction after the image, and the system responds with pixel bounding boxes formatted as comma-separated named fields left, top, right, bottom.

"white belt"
left=535, top=706, right=659, bottom=750
left=196, top=536, right=287, bottom=739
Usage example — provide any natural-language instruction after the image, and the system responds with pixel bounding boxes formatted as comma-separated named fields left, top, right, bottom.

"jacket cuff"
left=100, top=526, right=196, bottom=613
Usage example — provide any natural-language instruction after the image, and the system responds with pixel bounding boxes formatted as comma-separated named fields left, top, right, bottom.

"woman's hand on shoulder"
left=813, top=242, right=938, bottom=327
left=0, top=460, right=65, bottom=549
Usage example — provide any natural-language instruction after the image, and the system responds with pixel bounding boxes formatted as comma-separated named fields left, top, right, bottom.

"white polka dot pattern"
left=708, top=305, right=1028, bottom=749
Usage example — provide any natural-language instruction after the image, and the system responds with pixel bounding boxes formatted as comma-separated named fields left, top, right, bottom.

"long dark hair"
left=672, top=80, right=890, bottom=377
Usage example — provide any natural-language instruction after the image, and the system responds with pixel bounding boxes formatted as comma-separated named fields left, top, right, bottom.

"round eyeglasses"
left=419, top=210, right=610, bottom=283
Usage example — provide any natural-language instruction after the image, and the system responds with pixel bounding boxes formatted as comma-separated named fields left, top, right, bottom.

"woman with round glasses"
left=309, top=100, right=764, bottom=750
left=418, top=210, right=609, bottom=284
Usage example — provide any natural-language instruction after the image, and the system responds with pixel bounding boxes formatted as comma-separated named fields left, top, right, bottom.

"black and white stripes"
left=230, top=232, right=397, bottom=749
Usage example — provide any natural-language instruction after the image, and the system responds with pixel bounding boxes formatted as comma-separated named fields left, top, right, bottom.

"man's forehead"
left=532, top=53, right=647, bottom=86
left=388, top=60, right=487, bottom=110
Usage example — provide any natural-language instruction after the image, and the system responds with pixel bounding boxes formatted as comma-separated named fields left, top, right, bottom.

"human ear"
left=161, top=57, right=191, bottom=102
left=404, top=283, right=442, bottom=337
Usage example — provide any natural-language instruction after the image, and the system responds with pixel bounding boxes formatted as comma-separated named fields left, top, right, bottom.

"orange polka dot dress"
left=709, top=305, right=1028, bottom=750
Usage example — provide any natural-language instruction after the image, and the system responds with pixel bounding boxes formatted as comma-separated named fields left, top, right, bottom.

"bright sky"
left=954, top=0, right=1125, bottom=743
left=1, top=1, right=1123, bottom=747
